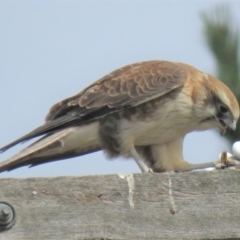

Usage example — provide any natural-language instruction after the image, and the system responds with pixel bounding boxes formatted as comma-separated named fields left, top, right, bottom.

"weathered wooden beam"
left=0, top=170, right=240, bottom=239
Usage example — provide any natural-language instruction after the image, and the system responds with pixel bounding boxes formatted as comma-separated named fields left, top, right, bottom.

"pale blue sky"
left=0, top=0, right=239, bottom=177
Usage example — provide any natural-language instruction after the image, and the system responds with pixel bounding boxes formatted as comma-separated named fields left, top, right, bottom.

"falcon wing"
left=0, top=61, right=188, bottom=152
left=46, top=61, right=188, bottom=121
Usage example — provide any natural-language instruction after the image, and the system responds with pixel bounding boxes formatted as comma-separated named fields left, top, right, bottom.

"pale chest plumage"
left=116, top=90, right=197, bottom=147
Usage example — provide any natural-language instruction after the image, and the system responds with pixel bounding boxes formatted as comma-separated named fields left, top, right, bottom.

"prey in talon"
left=0, top=60, right=239, bottom=174
left=215, top=151, right=239, bottom=170
left=216, top=142, right=240, bottom=170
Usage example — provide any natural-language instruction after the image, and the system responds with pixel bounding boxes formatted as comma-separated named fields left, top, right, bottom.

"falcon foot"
left=215, top=151, right=240, bottom=170
left=145, top=168, right=153, bottom=173
left=171, top=151, right=240, bottom=172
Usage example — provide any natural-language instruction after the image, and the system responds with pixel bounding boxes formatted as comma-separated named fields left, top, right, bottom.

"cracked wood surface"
left=0, top=170, right=240, bottom=239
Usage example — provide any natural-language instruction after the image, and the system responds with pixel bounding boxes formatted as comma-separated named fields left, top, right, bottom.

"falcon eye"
left=219, top=105, right=228, bottom=114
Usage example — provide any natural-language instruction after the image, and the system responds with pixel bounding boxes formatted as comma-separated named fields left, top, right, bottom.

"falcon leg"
left=130, top=147, right=153, bottom=173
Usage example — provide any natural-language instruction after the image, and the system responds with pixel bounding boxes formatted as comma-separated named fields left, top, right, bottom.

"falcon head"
left=193, top=73, right=239, bottom=135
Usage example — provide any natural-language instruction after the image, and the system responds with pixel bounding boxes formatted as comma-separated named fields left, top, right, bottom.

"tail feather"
left=0, top=123, right=101, bottom=173
left=0, top=115, right=81, bottom=153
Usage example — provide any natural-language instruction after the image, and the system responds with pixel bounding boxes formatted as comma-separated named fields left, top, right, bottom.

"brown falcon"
left=0, top=60, right=239, bottom=173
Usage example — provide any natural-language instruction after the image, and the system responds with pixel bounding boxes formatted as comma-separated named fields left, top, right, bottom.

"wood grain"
left=0, top=170, right=240, bottom=239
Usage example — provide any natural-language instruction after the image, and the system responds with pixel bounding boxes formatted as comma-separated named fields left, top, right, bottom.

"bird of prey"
left=0, top=60, right=239, bottom=173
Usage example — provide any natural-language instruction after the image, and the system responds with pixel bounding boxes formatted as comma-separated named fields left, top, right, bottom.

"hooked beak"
left=218, top=118, right=237, bottom=135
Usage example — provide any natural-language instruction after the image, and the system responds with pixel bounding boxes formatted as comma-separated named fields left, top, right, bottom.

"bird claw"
left=215, top=151, right=240, bottom=170
left=149, top=168, right=153, bottom=173
left=145, top=168, right=153, bottom=173
left=215, top=163, right=227, bottom=170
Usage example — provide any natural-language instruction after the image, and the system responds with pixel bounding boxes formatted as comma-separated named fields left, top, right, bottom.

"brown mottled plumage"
left=0, top=60, right=239, bottom=173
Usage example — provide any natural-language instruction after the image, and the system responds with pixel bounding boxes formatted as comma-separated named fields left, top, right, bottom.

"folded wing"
left=0, top=61, right=188, bottom=152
